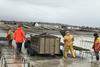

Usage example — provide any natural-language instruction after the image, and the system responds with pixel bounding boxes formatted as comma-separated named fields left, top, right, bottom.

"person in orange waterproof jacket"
left=14, top=25, right=25, bottom=54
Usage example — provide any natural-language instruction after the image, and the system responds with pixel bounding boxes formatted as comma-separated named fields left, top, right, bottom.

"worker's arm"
left=72, top=38, right=74, bottom=41
left=21, top=30, right=26, bottom=40
left=14, top=31, right=16, bottom=40
left=64, top=39, right=67, bottom=43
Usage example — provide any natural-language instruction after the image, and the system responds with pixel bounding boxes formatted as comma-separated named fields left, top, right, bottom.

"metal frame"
left=1, top=46, right=30, bottom=67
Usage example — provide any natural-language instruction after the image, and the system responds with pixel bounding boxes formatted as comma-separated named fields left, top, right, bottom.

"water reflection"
left=0, top=29, right=100, bottom=67
left=91, top=62, right=100, bottom=67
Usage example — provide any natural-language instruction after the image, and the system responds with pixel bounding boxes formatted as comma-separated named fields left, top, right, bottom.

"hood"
left=16, top=27, right=23, bottom=31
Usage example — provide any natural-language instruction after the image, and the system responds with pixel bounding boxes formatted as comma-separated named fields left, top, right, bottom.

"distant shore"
left=0, top=23, right=98, bottom=37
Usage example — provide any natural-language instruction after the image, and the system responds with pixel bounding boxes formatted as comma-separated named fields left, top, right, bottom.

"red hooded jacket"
left=14, top=27, right=25, bottom=43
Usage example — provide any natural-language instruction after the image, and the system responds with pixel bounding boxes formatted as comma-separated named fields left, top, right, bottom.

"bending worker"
left=63, top=31, right=76, bottom=58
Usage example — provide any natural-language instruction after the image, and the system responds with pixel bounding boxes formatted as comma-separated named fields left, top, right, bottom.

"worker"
left=7, top=28, right=13, bottom=47
left=92, top=32, right=100, bottom=61
left=14, top=24, right=25, bottom=54
left=63, top=31, right=76, bottom=58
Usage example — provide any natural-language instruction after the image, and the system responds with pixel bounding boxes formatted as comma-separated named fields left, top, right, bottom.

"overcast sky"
left=0, top=0, right=99, bottom=27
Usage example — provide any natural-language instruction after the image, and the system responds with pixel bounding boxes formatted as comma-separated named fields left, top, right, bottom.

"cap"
left=93, top=32, right=98, bottom=36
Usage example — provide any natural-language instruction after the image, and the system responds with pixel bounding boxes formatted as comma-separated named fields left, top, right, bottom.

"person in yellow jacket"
left=63, top=31, right=76, bottom=58
left=92, top=32, right=100, bottom=61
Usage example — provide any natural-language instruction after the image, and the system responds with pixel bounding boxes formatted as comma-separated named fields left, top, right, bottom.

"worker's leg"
left=95, top=51, right=99, bottom=61
left=64, top=45, right=69, bottom=58
left=8, top=40, right=12, bottom=46
left=16, top=43, right=20, bottom=54
left=18, top=43, right=22, bottom=53
left=69, top=45, right=76, bottom=58
left=16, top=43, right=22, bottom=54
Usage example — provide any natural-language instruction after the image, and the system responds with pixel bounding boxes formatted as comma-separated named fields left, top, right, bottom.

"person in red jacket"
left=14, top=24, right=25, bottom=54
left=7, top=28, right=14, bottom=47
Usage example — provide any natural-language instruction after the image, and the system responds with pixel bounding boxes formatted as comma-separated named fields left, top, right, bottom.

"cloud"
left=0, top=0, right=99, bottom=27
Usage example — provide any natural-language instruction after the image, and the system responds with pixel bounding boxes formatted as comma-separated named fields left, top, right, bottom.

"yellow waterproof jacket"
left=93, top=37, right=100, bottom=51
left=95, top=37, right=100, bottom=44
left=64, top=34, right=74, bottom=46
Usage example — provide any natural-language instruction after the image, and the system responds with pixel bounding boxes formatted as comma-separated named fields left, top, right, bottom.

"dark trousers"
left=8, top=40, right=12, bottom=46
left=16, top=43, right=22, bottom=54
left=95, top=51, right=99, bottom=61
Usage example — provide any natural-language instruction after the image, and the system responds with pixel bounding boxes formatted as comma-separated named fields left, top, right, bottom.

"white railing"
left=1, top=46, right=30, bottom=67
